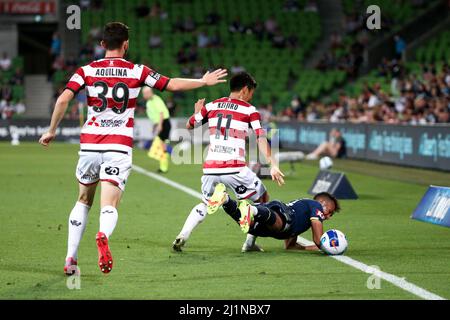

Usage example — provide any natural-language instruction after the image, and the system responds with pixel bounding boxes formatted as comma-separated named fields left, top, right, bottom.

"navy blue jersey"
left=249, top=199, right=325, bottom=240
left=286, top=199, right=325, bottom=235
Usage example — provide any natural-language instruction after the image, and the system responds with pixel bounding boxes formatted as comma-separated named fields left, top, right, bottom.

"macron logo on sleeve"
left=315, top=209, right=325, bottom=220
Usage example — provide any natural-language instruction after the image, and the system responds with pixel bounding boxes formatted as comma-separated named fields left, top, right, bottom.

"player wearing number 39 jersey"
left=38, top=22, right=227, bottom=275
left=172, top=72, right=285, bottom=252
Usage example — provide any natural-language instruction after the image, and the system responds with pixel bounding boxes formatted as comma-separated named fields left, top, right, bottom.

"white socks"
left=66, top=202, right=90, bottom=260
left=178, top=203, right=207, bottom=240
left=99, top=205, right=118, bottom=239
left=245, top=234, right=257, bottom=246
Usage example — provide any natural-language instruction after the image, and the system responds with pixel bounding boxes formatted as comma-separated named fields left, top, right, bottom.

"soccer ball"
left=320, top=229, right=348, bottom=255
left=319, top=156, right=333, bottom=170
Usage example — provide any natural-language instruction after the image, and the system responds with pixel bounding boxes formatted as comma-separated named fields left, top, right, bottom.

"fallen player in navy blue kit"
left=207, top=183, right=340, bottom=251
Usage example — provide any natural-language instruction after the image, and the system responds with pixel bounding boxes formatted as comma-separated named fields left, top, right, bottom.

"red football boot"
left=96, top=232, right=113, bottom=274
left=64, top=257, right=79, bottom=276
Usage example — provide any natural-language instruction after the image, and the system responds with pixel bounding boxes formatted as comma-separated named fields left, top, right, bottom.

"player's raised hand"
left=202, top=69, right=228, bottom=86
left=194, top=98, right=205, bottom=113
left=270, top=165, right=285, bottom=186
left=39, top=131, right=56, bottom=147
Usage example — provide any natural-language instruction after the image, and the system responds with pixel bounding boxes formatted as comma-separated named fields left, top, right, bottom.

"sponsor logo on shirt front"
left=87, top=117, right=126, bottom=128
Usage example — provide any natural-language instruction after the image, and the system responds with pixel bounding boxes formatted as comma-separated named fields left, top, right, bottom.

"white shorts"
left=75, top=151, right=132, bottom=191
left=201, top=166, right=266, bottom=203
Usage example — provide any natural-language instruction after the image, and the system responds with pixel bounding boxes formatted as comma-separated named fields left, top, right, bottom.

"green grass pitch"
left=0, top=142, right=449, bottom=299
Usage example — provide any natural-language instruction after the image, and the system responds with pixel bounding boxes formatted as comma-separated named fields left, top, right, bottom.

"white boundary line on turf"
left=132, top=164, right=446, bottom=301
left=296, top=237, right=445, bottom=300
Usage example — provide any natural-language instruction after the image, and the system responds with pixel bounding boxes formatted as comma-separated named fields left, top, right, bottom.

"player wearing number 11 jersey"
left=172, top=72, right=285, bottom=252
left=38, top=22, right=227, bottom=275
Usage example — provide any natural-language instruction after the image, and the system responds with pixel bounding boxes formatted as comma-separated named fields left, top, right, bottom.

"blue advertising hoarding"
left=276, top=122, right=450, bottom=171
left=411, top=186, right=450, bottom=228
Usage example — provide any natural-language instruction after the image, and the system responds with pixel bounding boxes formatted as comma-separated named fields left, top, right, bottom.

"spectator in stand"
left=197, top=30, right=210, bottom=48
left=306, top=103, right=320, bottom=121
left=165, top=95, right=177, bottom=117
left=230, top=62, right=245, bottom=75
left=259, top=104, right=274, bottom=123
left=250, top=20, right=265, bottom=41
left=228, top=17, right=245, bottom=34
left=0, top=83, right=12, bottom=101
left=80, top=0, right=90, bottom=10
left=283, top=0, right=300, bottom=12
left=345, top=13, right=362, bottom=35
left=209, top=31, right=223, bottom=48
left=149, top=33, right=163, bottom=48
left=0, top=52, right=11, bottom=71
left=280, top=106, right=296, bottom=121
left=183, top=16, right=196, bottom=33
left=10, top=68, right=24, bottom=86
left=264, top=16, right=278, bottom=38
left=290, top=95, right=305, bottom=115
left=150, top=1, right=168, bottom=20
left=394, top=35, right=406, bottom=61
left=304, top=0, right=318, bottom=12
left=272, top=31, right=286, bottom=49
left=14, top=100, right=26, bottom=116
left=89, top=24, right=102, bottom=41
left=192, top=62, right=205, bottom=78
left=50, top=32, right=61, bottom=61
left=330, top=32, right=343, bottom=50
left=205, top=10, right=220, bottom=25
left=1, top=99, right=14, bottom=119
left=93, top=43, right=105, bottom=60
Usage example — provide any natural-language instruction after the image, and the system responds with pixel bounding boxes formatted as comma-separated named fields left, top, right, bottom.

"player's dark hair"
left=314, top=192, right=341, bottom=213
left=102, top=22, right=129, bottom=50
left=230, top=72, right=257, bottom=92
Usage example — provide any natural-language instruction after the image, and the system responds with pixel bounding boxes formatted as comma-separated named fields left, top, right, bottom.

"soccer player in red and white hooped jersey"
left=38, top=22, right=227, bottom=275
left=172, top=72, right=285, bottom=252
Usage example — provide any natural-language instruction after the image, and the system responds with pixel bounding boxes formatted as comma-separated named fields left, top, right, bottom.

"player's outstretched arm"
left=257, top=136, right=285, bottom=186
left=310, top=220, right=324, bottom=249
left=167, top=69, right=227, bottom=91
left=38, top=89, right=74, bottom=147
left=284, top=237, right=317, bottom=250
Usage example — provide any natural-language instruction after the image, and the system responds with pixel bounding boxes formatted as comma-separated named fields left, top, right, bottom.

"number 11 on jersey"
left=215, top=113, right=232, bottom=140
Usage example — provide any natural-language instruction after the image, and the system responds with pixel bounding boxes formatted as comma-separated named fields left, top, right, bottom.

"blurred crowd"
left=276, top=60, right=450, bottom=124
left=0, top=52, right=26, bottom=120
left=47, top=0, right=448, bottom=125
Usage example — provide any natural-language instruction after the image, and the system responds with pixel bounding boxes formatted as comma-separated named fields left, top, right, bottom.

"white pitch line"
left=132, top=164, right=446, bottom=301
left=297, top=237, right=445, bottom=300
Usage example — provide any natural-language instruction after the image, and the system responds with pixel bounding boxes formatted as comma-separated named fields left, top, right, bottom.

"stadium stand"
left=289, top=28, right=450, bottom=124
left=48, top=0, right=447, bottom=123
left=0, top=55, right=26, bottom=119
left=53, top=0, right=324, bottom=117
